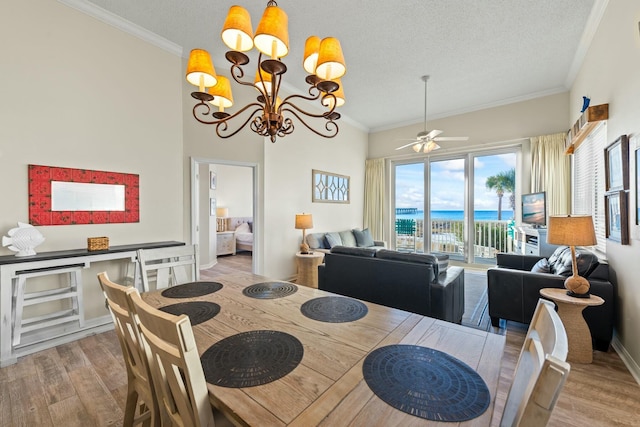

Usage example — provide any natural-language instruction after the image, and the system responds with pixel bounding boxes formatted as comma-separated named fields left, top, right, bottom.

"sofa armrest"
left=495, top=253, right=544, bottom=270
left=373, top=240, right=386, bottom=248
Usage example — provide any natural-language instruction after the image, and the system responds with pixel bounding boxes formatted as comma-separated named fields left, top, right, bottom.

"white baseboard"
left=612, top=333, right=640, bottom=386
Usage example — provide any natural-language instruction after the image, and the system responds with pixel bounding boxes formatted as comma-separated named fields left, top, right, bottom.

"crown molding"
left=57, top=0, right=182, bottom=57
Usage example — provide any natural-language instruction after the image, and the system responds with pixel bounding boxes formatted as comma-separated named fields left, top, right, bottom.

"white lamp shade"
left=295, top=213, right=313, bottom=229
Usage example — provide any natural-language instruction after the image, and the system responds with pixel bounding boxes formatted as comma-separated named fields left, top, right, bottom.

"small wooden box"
left=87, top=236, right=109, bottom=251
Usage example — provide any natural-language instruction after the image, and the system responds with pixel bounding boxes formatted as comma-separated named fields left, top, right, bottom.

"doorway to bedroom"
left=190, top=158, right=258, bottom=274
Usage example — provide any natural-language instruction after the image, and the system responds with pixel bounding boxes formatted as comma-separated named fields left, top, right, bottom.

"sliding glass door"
left=392, top=148, right=518, bottom=264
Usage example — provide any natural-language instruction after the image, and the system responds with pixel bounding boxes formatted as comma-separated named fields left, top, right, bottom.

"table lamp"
left=295, top=213, right=313, bottom=254
left=216, top=207, right=229, bottom=231
left=547, top=215, right=597, bottom=298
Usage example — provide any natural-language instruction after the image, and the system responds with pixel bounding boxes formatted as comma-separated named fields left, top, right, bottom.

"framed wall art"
left=605, top=190, right=629, bottom=245
left=312, top=169, right=350, bottom=203
left=210, top=171, right=217, bottom=189
left=636, top=147, right=640, bottom=226
left=604, top=135, right=629, bottom=192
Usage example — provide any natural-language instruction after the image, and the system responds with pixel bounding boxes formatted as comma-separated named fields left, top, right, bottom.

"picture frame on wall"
left=605, top=190, right=629, bottom=244
left=636, top=147, right=640, bottom=225
left=604, top=135, right=629, bottom=192
left=210, top=171, right=217, bottom=190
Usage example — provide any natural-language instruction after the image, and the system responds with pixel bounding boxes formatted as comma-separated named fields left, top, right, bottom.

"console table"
left=0, top=241, right=184, bottom=366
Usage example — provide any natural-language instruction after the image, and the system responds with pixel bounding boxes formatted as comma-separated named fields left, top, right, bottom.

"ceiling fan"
left=396, top=75, right=468, bottom=153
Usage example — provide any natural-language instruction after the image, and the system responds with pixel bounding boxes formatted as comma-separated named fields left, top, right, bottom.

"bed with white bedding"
left=229, top=217, right=253, bottom=252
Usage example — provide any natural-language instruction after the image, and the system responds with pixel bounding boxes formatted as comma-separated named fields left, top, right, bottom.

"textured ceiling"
left=74, top=0, right=599, bottom=132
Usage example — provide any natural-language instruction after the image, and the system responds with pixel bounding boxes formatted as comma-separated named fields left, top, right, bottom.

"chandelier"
left=185, top=1, right=346, bottom=143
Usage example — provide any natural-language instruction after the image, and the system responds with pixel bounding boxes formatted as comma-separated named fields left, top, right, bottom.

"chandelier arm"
left=281, top=107, right=339, bottom=138
left=279, top=93, right=337, bottom=119
left=214, top=106, right=265, bottom=139
left=192, top=100, right=262, bottom=125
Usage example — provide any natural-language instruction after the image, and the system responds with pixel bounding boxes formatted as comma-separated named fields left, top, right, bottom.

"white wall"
left=0, top=0, right=184, bottom=317
left=215, top=164, right=253, bottom=218
left=570, top=0, right=640, bottom=373
left=368, top=92, right=569, bottom=160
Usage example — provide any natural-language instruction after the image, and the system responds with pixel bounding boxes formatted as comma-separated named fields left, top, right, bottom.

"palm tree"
left=485, top=168, right=515, bottom=220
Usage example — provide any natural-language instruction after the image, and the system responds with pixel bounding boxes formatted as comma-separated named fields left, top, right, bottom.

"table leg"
left=556, top=303, right=593, bottom=364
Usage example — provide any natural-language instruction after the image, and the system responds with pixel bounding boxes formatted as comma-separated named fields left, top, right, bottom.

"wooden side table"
left=295, top=252, right=325, bottom=288
left=540, top=288, right=604, bottom=364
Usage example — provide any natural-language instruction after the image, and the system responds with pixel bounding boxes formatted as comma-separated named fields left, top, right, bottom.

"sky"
left=395, top=153, right=517, bottom=211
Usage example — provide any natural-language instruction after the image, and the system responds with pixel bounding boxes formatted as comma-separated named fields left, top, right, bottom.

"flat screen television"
left=521, top=191, right=546, bottom=227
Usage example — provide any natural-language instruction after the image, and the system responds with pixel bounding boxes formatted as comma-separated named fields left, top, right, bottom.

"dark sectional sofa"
left=318, top=246, right=465, bottom=323
left=487, top=246, right=614, bottom=351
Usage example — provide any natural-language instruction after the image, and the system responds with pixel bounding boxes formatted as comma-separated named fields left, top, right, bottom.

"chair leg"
left=123, top=385, right=139, bottom=427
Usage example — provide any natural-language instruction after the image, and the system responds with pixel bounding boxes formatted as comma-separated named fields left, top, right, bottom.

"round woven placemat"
left=201, top=330, right=303, bottom=388
left=159, top=301, right=220, bottom=325
left=300, top=296, right=368, bottom=323
left=362, top=345, right=490, bottom=422
left=160, top=281, right=223, bottom=299
left=242, top=281, right=298, bottom=299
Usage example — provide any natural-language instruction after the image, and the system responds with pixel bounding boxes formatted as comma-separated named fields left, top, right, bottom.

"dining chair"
left=127, top=289, right=234, bottom=427
left=137, top=244, right=199, bottom=292
left=500, top=298, right=571, bottom=427
left=97, top=272, right=159, bottom=427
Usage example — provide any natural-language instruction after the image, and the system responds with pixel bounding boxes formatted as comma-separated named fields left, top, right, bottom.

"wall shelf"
left=565, top=103, right=609, bottom=154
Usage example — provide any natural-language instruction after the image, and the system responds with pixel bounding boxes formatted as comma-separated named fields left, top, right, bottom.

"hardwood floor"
left=1, top=253, right=638, bottom=426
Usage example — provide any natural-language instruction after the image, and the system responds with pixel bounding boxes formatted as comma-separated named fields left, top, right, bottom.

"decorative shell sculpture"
left=2, top=222, right=45, bottom=257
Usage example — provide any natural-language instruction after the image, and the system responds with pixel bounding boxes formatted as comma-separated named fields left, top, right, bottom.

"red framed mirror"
left=28, top=164, right=139, bottom=225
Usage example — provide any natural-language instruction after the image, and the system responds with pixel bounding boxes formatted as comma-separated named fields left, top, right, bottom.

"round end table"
left=540, top=288, right=604, bottom=364
left=295, top=252, right=325, bottom=288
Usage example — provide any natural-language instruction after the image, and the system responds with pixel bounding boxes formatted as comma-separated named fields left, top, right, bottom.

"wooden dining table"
left=142, top=272, right=506, bottom=427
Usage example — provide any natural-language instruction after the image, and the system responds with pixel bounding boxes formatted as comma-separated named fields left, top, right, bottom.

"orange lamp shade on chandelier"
left=547, top=215, right=597, bottom=297
left=295, top=213, right=313, bottom=254
left=185, top=1, right=347, bottom=143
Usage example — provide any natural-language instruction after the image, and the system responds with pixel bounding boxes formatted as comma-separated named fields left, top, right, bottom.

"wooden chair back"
left=97, top=272, right=159, bottom=426
left=128, top=289, right=215, bottom=427
left=137, top=244, right=199, bottom=291
left=500, top=298, right=570, bottom=427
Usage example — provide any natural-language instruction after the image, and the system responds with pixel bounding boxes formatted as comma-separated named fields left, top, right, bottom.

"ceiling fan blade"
left=396, top=141, right=421, bottom=150
left=433, top=136, right=469, bottom=141
left=426, top=129, right=443, bottom=139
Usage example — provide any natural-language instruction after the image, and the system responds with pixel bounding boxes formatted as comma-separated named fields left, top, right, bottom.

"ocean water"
left=397, top=210, right=514, bottom=221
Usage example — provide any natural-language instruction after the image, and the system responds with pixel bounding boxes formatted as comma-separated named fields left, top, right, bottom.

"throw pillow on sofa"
left=339, top=230, right=357, bottom=247
left=325, top=232, right=343, bottom=248
left=531, top=258, right=551, bottom=273
left=352, top=228, right=375, bottom=247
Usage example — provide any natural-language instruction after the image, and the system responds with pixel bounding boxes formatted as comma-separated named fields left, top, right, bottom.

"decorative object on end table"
left=295, top=213, right=313, bottom=253
left=87, top=236, right=109, bottom=251
left=547, top=215, right=597, bottom=297
left=2, top=222, right=45, bottom=256
left=604, top=135, right=629, bottom=192
left=605, top=190, right=630, bottom=245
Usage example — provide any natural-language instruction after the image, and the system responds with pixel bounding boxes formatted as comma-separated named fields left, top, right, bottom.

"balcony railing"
left=395, top=219, right=512, bottom=261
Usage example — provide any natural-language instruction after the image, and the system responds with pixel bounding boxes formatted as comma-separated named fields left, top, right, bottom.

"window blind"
left=572, top=122, right=607, bottom=254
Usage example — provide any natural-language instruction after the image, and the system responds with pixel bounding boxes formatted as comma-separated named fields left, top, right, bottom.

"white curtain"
left=530, top=132, right=571, bottom=215
left=364, top=159, right=385, bottom=240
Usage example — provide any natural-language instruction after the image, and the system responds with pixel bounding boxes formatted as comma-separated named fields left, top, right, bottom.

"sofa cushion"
left=339, top=230, right=357, bottom=247
left=325, top=232, right=343, bottom=248
left=330, top=245, right=377, bottom=257
left=307, top=232, right=328, bottom=249
left=352, top=228, right=375, bottom=247
left=531, top=258, right=550, bottom=273
left=376, top=250, right=439, bottom=277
